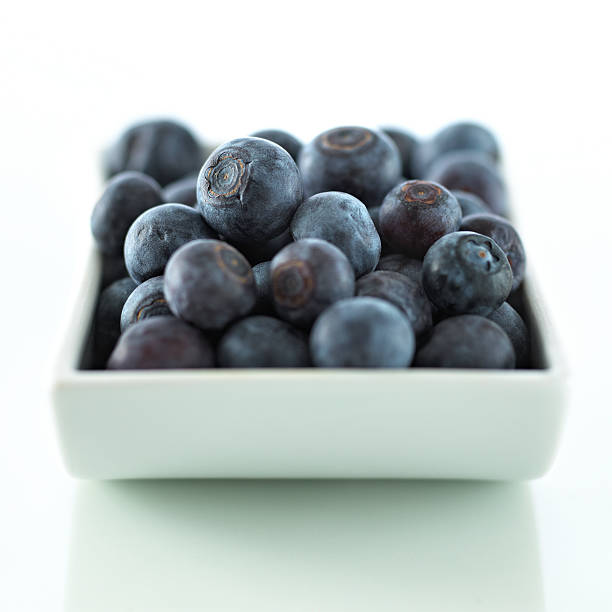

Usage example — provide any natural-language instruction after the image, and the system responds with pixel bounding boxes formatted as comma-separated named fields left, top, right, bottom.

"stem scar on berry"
left=214, top=243, right=252, bottom=284
left=272, top=260, right=314, bottom=308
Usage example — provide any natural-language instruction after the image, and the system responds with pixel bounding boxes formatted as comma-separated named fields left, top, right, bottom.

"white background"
left=1, top=1, right=611, bottom=610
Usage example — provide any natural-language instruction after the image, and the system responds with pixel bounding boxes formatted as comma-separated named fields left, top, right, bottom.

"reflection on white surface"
left=65, top=481, right=543, bottom=612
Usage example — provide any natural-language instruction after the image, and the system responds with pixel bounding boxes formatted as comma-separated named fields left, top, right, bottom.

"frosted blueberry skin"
left=124, top=203, right=217, bottom=283
left=379, top=180, right=462, bottom=259
left=380, top=127, right=419, bottom=179
left=414, top=315, right=515, bottom=369
left=104, top=120, right=204, bottom=187
left=164, top=239, right=256, bottom=331
left=120, top=276, right=170, bottom=331
left=91, top=171, right=163, bottom=256
left=291, top=191, right=381, bottom=277
left=162, top=173, right=198, bottom=206
left=375, top=254, right=422, bottom=284
left=310, top=297, right=415, bottom=368
left=270, top=238, right=355, bottom=328
left=218, top=316, right=310, bottom=368
left=197, top=137, right=303, bottom=243
left=107, top=316, right=214, bottom=370
left=299, top=126, right=402, bottom=208
left=252, top=261, right=273, bottom=315
left=427, top=151, right=508, bottom=217
left=250, top=129, right=302, bottom=162
left=422, top=231, right=513, bottom=316
left=460, top=213, right=526, bottom=291
left=356, top=271, right=432, bottom=338
left=94, top=277, right=138, bottom=367
left=487, top=302, right=530, bottom=368
left=452, top=190, right=490, bottom=218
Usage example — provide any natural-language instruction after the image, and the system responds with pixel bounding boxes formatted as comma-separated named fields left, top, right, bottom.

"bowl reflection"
left=65, top=480, right=543, bottom=611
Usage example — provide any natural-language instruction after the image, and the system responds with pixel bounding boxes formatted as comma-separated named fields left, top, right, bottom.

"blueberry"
left=162, top=173, right=198, bottom=206
left=426, top=151, right=508, bottom=217
left=356, top=271, right=432, bottom=337
left=414, top=315, right=515, bottom=369
left=218, top=316, right=310, bottom=367
left=93, top=276, right=138, bottom=367
left=229, top=228, right=293, bottom=266
left=100, top=253, right=130, bottom=289
left=270, top=238, right=355, bottom=328
left=299, top=126, right=402, bottom=208
left=164, top=239, right=256, bottom=330
left=367, top=205, right=394, bottom=256
left=91, top=172, right=163, bottom=256
left=104, top=119, right=203, bottom=186
left=432, top=122, right=499, bottom=163
left=380, top=127, right=419, bottom=179
left=107, top=316, right=214, bottom=370
left=487, top=302, right=529, bottom=368
left=124, top=203, right=216, bottom=283
left=460, top=213, right=526, bottom=291
left=310, top=297, right=415, bottom=367
left=250, top=129, right=302, bottom=162
left=368, top=205, right=382, bottom=234
left=422, top=231, right=513, bottom=316
left=452, top=190, right=490, bottom=218
left=197, top=137, right=303, bottom=243
left=291, top=191, right=381, bottom=277
left=379, top=180, right=461, bottom=259
left=120, top=276, right=171, bottom=331
left=252, top=261, right=273, bottom=314
left=375, top=254, right=423, bottom=283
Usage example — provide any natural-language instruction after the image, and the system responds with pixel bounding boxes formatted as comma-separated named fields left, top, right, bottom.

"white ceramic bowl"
left=51, top=242, right=566, bottom=480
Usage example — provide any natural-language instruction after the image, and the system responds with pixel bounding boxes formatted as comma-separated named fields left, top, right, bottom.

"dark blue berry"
left=107, top=316, right=214, bottom=370
left=104, top=119, right=203, bottom=186
left=91, top=172, right=163, bottom=256
left=252, top=261, right=273, bottom=314
left=427, top=151, right=508, bottom=217
left=452, top=190, right=490, bottom=218
left=163, top=173, right=198, bottom=206
left=100, top=253, right=130, bottom=289
left=487, top=302, right=529, bottom=368
left=124, top=203, right=216, bottom=283
left=380, top=126, right=419, bottom=179
left=229, top=228, right=293, bottom=266
left=299, top=126, right=402, bottom=208
left=356, top=270, right=432, bottom=337
left=414, top=315, right=515, bottom=369
left=94, top=276, right=137, bottom=367
left=197, top=137, right=303, bottom=243
left=218, top=316, right=310, bottom=367
left=460, top=213, right=526, bottom=291
left=432, top=122, right=499, bottom=163
left=120, top=276, right=171, bottom=331
left=379, top=180, right=461, bottom=259
left=270, top=238, right=355, bottom=328
left=164, top=239, right=256, bottom=330
left=250, top=129, right=302, bottom=162
left=310, top=297, right=415, bottom=367
left=375, top=254, right=422, bottom=283
left=291, top=191, right=381, bottom=277
left=422, top=231, right=513, bottom=316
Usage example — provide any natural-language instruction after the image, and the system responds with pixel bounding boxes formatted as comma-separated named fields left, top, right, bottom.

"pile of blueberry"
left=91, top=119, right=529, bottom=370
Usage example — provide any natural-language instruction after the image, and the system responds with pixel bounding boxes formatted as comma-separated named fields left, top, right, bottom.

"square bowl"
left=51, top=242, right=567, bottom=480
